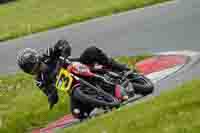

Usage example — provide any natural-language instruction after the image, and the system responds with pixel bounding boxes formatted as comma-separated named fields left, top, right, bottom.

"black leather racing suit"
left=35, top=46, right=61, bottom=109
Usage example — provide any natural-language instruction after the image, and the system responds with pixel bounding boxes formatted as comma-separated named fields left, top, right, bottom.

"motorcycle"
left=55, top=56, right=154, bottom=118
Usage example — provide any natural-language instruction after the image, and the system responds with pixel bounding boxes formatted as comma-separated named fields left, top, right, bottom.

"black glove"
left=48, top=93, right=58, bottom=109
left=46, top=85, right=59, bottom=109
left=109, top=58, right=130, bottom=71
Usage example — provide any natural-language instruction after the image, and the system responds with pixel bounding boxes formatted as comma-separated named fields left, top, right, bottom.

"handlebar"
left=59, top=56, right=71, bottom=65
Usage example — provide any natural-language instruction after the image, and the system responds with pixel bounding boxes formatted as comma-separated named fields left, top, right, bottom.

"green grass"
left=58, top=79, right=200, bottom=133
left=0, top=73, right=71, bottom=133
left=0, top=56, right=149, bottom=133
left=0, top=0, right=170, bottom=42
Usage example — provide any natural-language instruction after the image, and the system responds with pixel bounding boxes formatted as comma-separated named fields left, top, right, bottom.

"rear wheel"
left=130, top=74, right=154, bottom=95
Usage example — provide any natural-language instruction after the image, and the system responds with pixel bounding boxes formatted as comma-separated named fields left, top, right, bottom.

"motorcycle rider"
left=17, top=39, right=130, bottom=118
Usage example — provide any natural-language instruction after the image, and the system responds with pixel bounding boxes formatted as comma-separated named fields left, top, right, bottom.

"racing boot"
left=121, top=86, right=129, bottom=101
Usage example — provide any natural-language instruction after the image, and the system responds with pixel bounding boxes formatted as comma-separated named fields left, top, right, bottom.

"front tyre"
left=73, top=86, right=120, bottom=108
left=70, top=92, right=94, bottom=119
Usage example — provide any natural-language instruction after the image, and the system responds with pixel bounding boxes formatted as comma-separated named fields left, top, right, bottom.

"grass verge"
left=58, top=79, right=200, bottom=133
left=0, top=55, right=150, bottom=133
left=0, top=73, right=70, bottom=133
left=0, top=0, right=170, bottom=42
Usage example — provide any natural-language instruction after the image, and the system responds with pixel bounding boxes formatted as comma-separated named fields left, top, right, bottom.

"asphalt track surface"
left=1, top=0, right=200, bottom=74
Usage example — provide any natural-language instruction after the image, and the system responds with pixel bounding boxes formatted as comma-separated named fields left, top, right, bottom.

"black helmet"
left=17, top=48, right=40, bottom=74
left=54, top=40, right=71, bottom=57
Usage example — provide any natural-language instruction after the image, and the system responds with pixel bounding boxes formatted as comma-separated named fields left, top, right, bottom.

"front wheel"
left=72, top=86, right=120, bottom=108
left=130, top=74, right=154, bottom=95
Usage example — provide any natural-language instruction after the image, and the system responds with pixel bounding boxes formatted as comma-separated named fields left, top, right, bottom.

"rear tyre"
left=130, top=74, right=154, bottom=95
